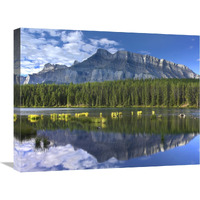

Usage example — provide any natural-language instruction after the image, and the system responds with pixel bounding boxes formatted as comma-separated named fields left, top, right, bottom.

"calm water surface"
left=14, top=107, right=200, bottom=172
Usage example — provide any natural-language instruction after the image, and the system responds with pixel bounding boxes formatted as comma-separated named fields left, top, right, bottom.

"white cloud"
left=63, top=42, right=82, bottom=54
left=196, top=58, right=200, bottom=62
left=99, top=38, right=118, bottom=46
left=61, top=31, right=83, bottom=43
left=107, top=47, right=118, bottom=54
left=138, top=50, right=151, bottom=55
left=81, top=43, right=97, bottom=53
left=48, top=29, right=61, bottom=37
left=20, top=28, right=120, bottom=76
left=27, top=28, right=45, bottom=35
left=27, top=28, right=61, bottom=37
left=21, top=66, right=44, bottom=76
left=90, top=38, right=118, bottom=47
left=48, top=39, right=59, bottom=45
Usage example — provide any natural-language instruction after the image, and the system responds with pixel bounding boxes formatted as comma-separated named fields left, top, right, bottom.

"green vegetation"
left=71, top=116, right=106, bottom=124
left=16, top=78, right=199, bottom=108
left=35, top=136, right=50, bottom=149
left=14, top=114, right=17, bottom=122
left=28, top=114, right=40, bottom=119
left=151, top=114, right=157, bottom=120
left=35, top=137, right=42, bottom=148
left=111, top=112, right=123, bottom=118
left=14, top=120, right=37, bottom=141
left=14, top=114, right=199, bottom=142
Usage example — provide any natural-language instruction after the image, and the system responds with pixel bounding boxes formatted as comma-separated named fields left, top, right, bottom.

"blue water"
left=120, top=135, right=199, bottom=167
left=14, top=107, right=200, bottom=172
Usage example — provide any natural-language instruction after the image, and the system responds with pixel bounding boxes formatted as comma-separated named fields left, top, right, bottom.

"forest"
left=15, top=78, right=199, bottom=108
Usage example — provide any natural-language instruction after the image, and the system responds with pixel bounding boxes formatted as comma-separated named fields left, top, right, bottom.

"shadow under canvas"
left=1, top=162, right=14, bottom=169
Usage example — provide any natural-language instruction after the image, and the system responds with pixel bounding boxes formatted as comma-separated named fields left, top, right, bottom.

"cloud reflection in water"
left=14, top=140, right=120, bottom=172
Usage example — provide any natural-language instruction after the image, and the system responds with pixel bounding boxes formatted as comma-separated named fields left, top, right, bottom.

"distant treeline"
left=15, top=79, right=199, bottom=107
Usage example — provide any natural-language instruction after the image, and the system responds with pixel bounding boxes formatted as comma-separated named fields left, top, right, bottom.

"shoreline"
left=16, top=105, right=199, bottom=109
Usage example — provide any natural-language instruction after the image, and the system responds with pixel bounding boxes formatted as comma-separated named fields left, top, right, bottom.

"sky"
left=20, top=28, right=199, bottom=76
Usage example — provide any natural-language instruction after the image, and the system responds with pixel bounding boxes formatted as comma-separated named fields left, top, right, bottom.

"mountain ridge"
left=23, top=49, right=199, bottom=84
left=38, top=129, right=197, bottom=162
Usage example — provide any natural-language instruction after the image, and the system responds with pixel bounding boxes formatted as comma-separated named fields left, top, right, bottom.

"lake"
left=14, top=107, right=200, bottom=172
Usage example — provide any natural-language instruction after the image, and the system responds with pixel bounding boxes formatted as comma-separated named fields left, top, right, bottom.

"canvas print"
left=14, top=28, right=200, bottom=172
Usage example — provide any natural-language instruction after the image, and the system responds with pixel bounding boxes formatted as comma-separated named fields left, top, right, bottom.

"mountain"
left=23, top=49, right=199, bottom=84
left=14, top=74, right=26, bottom=85
left=38, top=129, right=197, bottom=162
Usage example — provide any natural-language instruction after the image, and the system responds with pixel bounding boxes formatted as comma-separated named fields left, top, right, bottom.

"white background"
left=0, top=0, right=199, bottom=199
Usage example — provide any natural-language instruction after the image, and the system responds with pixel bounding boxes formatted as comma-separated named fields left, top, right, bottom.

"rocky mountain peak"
left=41, top=63, right=68, bottom=73
left=22, top=49, right=199, bottom=84
left=96, top=48, right=112, bottom=57
left=44, top=63, right=52, bottom=68
left=73, top=60, right=80, bottom=65
left=41, top=63, right=54, bottom=73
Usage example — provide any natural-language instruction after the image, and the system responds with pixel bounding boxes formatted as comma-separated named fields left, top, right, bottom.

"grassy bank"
left=17, top=104, right=199, bottom=109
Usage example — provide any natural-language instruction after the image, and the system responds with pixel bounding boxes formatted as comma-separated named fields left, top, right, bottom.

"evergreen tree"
left=18, top=79, right=199, bottom=108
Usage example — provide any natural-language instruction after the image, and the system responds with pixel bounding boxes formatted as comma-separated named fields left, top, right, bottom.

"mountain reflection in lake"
left=14, top=108, right=200, bottom=172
